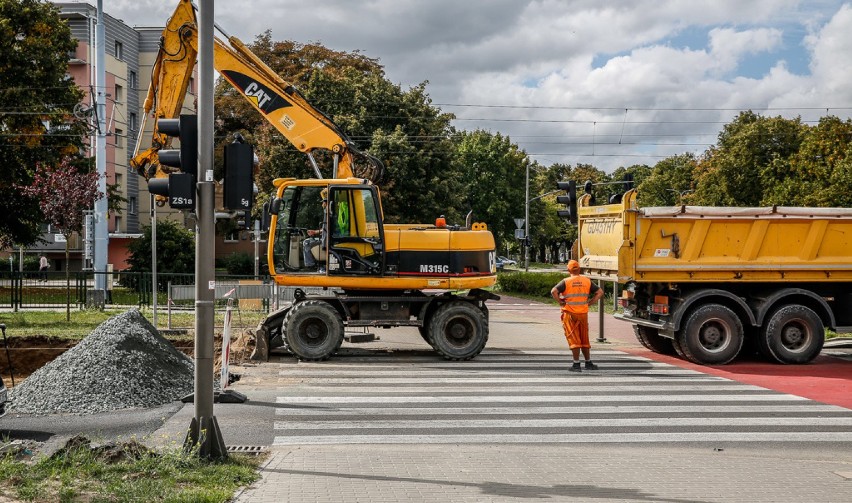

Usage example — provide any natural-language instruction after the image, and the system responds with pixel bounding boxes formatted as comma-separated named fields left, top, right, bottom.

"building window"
left=129, top=197, right=137, bottom=215
left=114, top=216, right=122, bottom=233
left=129, top=71, right=137, bottom=90
left=114, top=84, right=122, bottom=103
left=114, top=41, right=123, bottom=60
left=224, top=230, right=239, bottom=242
left=114, top=128, right=123, bottom=148
left=129, top=112, right=137, bottom=131
left=115, top=173, right=122, bottom=189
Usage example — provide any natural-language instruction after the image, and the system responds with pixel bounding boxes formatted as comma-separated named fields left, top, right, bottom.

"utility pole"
left=524, top=164, right=529, bottom=272
left=184, top=0, right=227, bottom=459
left=92, top=0, right=108, bottom=301
left=151, top=195, right=157, bottom=327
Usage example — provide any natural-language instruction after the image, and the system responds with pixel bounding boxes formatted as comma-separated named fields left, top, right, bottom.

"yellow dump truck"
left=577, top=189, right=852, bottom=365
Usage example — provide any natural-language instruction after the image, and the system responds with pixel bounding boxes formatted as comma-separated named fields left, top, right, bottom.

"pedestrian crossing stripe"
left=273, top=432, right=852, bottom=445
left=274, top=404, right=848, bottom=416
left=272, top=349, right=852, bottom=445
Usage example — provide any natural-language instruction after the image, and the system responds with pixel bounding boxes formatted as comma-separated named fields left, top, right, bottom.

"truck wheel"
left=282, top=300, right=344, bottom=361
left=417, top=326, right=435, bottom=347
left=677, top=304, right=744, bottom=365
left=633, top=326, right=675, bottom=355
left=760, top=305, right=824, bottom=364
left=428, top=301, right=488, bottom=361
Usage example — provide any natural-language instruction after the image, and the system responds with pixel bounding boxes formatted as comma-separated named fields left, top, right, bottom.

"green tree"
left=692, top=111, right=805, bottom=206
left=454, top=130, right=532, bottom=251
left=126, top=220, right=195, bottom=275
left=0, top=0, right=87, bottom=249
left=637, top=154, right=698, bottom=206
left=764, top=116, right=852, bottom=207
left=214, top=35, right=462, bottom=226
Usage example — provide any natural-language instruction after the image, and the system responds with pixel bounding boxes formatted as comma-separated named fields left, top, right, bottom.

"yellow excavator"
left=132, top=0, right=498, bottom=361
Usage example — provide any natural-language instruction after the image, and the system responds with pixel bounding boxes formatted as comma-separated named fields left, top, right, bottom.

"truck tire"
left=418, top=326, right=435, bottom=347
left=633, top=326, right=675, bottom=355
left=282, top=300, right=344, bottom=361
left=676, top=304, right=744, bottom=365
left=760, top=305, right=824, bottom=364
left=428, top=301, right=488, bottom=361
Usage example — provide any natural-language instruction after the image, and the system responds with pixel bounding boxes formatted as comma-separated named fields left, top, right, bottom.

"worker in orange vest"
left=551, top=260, right=604, bottom=372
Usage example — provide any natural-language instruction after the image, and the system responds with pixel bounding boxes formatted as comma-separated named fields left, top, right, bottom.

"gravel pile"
left=9, top=309, right=195, bottom=415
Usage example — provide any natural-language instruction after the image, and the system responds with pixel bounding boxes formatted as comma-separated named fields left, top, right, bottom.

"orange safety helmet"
left=567, top=260, right=581, bottom=274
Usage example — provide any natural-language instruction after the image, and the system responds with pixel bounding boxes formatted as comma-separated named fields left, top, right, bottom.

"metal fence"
left=0, top=270, right=276, bottom=312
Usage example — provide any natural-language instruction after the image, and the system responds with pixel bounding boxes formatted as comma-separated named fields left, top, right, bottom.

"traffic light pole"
left=183, top=0, right=226, bottom=459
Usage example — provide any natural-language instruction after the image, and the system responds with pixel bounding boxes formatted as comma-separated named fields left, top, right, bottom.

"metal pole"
left=253, top=219, right=260, bottom=278
left=184, top=0, right=226, bottom=459
left=151, top=195, right=158, bottom=327
left=93, top=0, right=108, bottom=296
left=597, top=279, right=607, bottom=343
left=524, top=164, right=529, bottom=272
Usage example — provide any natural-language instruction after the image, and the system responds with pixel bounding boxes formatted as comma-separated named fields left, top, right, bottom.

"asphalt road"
left=2, top=295, right=851, bottom=459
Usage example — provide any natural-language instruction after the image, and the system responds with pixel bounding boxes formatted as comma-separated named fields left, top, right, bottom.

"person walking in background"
left=551, top=260, right=604, bottom=372
left=38, top=255, right=49, bottom=282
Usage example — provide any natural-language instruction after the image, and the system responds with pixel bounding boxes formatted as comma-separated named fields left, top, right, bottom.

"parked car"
left=496, top=256, right=518, bottom=271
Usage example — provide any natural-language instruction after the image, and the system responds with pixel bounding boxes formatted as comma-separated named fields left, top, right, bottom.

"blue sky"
left=99, top=0, right=852, bottom=172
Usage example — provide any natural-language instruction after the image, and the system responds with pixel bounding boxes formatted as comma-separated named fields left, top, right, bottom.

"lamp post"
left=667, top=189, right=693, bottom=205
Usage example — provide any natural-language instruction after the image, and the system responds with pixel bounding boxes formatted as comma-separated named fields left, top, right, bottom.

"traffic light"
left=158, top=115, right=198, bottom=177
left=147, top=114, right=197, bottom=209
left=583, top=180, right=596, bottom=205
left=556, top=180, right=577, bottom=224
left=223, top=137, right=254, bottom=211
left=149, top=173, right=195, bottom=209
left=622, top=173, right=634, bottom=191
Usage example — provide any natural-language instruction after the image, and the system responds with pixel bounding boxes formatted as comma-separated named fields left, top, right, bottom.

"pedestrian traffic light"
left=223, top=136, right=255, bottom=211
left=556, top=180, right=577, bottom=224
left=147, top=114, right=197, bottom=209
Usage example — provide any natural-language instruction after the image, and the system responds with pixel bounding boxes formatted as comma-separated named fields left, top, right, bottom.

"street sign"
left=515, top=229, right=526, bottom=239
left=514, top=218, right=525, bottom=229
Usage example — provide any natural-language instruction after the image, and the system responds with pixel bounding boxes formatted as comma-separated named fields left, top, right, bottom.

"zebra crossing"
left=273, top=349, right=852, bottom=445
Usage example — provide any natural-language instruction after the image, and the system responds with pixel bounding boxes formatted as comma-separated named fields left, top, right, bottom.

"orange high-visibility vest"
left=559, top=276, right=592, bottom=314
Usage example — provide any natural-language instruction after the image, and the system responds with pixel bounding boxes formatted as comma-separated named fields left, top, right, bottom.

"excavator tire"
left=282, top=300, right=344, bottom=361
left=427, top=301, right=488, bottom=361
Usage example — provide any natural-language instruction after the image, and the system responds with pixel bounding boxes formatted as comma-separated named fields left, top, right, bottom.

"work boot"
left=585, top=361, right=599, bottom=370
left=569, top=362, right=582, bottom=372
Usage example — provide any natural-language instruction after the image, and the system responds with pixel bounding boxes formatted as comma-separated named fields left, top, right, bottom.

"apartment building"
left=19, top=3, right=260, bottom=274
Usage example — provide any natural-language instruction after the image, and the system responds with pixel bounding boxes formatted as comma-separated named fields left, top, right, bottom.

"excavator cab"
left=271, top=180, right=384, bottom=277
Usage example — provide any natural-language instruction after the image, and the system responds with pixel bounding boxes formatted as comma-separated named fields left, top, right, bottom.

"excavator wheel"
left=282, top=300, right=344, bottom=361
left=427, top=301, right=488, bottom=361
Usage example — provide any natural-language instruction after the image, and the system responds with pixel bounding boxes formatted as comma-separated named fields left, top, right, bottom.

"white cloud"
left=84, top=0, right=852, bottom=172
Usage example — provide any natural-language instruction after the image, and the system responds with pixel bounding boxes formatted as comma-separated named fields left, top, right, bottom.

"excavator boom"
left=131, top=0, right=382, bottom=183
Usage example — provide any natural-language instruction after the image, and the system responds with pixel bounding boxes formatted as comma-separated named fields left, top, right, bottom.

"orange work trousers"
left=560, top=311, right=590, bottom=350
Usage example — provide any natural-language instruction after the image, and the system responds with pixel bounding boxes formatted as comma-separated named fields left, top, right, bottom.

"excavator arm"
left=131, top=0, right=383, bottom=184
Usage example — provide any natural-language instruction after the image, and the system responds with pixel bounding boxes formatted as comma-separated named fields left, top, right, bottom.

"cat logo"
left=220, top=70, right=291, bottom=115
left=245, top=82, right=272, bottom=109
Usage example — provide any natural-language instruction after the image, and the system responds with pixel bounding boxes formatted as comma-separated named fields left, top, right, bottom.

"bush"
left=497, top=271, right=566, bottom=299
left=223, top=252, right=253, bottom=275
